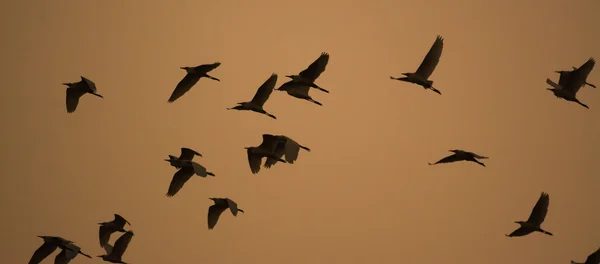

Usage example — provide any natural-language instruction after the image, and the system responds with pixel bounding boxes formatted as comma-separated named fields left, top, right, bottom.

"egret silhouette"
left=555, top=58, right=596, bottom=89
left=29, top=236, right=91, bottom=264
left=547, top=58, right=595, bottom=109
left=63, top=76, right=103, bottom=113
left=390, top=35, right=444, bottom=95
left=168, top=62, right=221, bottom=103
left=275, top=82, right=323, bottom=106
left=572, top=247, right=600, bottom=264
left=54, top=243, right=91, bottom=264
left=166, top=160, right=215, bottom=197
left=98, top=230, right=134, bottom=264
left=245, top=134, right=288, bottom=174
left=165, top=148, right=202, bottom=168
left=264, top=135, right=311, bottom=168
left=207, top=198, right=244, bottom=230
left=506, top=192, right=553, bottom=237
left=283, top=52, right=330, bottom=93
left=98, top=214, right=131, bottom=249
left=428, top=149, right=488, bottom=167
left=227, top=73, right=278, bottom=119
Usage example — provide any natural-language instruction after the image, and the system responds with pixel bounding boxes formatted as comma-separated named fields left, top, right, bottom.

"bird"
left=390, top=35, right=444, bottom=95
left=264, top=135, right=311, bottom=168
left=166, top=160, right=215, bottom=197
left=283, top=52, right=330, bottom=93
left=29, top=236, right=91, bottom=264
left=571, top=247, right=600, bottom=264
left=98, top=214, right=131, bottom=249
left=54, top=243, right=91, bottom=264
left=546, top=58, right=596, bottom=109
left=428, top=149, right=489, bottom=167
left=207, top=198, right=244, bottom=230
left=98, top=230, right=134, bottom=264
left=245, top=134, right=288, bottom=174
left=275, top=81, right=323, bottom=106
left=506, top=192, right=553, bottom=237
left=168, top=62, right=221, bottom=103
left=165, top=147, right=202, bottom=168
left=63, top=76, right=103, bottom=113
left=555, top=58, right=596, bottom=89
left=227, top=73, right=279, bottom=119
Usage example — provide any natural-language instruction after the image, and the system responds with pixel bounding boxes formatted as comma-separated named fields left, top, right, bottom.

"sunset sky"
left=1, top=0, right=599, bottom=263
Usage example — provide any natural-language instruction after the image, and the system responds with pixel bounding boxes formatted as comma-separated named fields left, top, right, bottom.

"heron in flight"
left=98, top=214, right=131, bottom=249
left=390, top=35, right=444, bottom=95
left=29, top=236, right=91, bottom=264
left=264, top=135, right=311, bottom=168
left=168, top=62, right=221, bottom=103
left=428, top=149, right=488, bottom=167
left=246, top=134, right=288, bottom=174
left=283, top=52, right=330, bottom=93
left=63, top=76, right=103, bottom=113
left=166, top=160, right=215, bottom=197
left=165, top=148, right=202, bottom=168
left=207, top=198, right=245, bottom=230
left=506, top=192, right=553, bottom=237
left=572, top=247, right=600, bottom=264
left=546, top=58, right=596, bottom=109
left=555, top=58, right=596, bottom=89
left=98, top=230, right=134, bottom=264
left=275, top=81, right=323, bottom=106
left=227, top=73, right=278, bottom=119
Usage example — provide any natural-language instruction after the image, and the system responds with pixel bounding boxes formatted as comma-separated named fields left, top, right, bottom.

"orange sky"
left=1, top=0, right=599, bottom=263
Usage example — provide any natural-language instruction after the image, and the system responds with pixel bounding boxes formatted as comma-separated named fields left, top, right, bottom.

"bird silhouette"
left=283, top=52, right=330, bottom=93
left=207, top=198, right=244, bottom=230
left=168, top=62, right=221, bottom=103
left=391, top=35, right=444, bottom=95
left=165, top=148, right=203, bottom=168
left=166, top=160, right=215, bottom=197
left=428, top=149, right=488, bottom=167
left=506, top=192, right=553, bottom=237
left=63, top=76, right=103, bottom=113
left=264, top=135, right=311, bottom=168
left=98, top=230, right=134, bottom=264
left=98, top=214, right=131, bottom=249
left=572, top=247, right=600, bottom=264
left=227, top=73, right=279, bottom=119
left=547, top=57, right=595, bottom=109
left=29, top=236, right=91, bottom=264
left=245, top=134, right=288, bottom=174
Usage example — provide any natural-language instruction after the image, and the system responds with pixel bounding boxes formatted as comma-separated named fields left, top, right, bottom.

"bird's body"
left=428, top=149, right=488, bottom=167
left=506, top=192, right=553, bottom=237
left=29, top=236, right=91, bottom=264
left=264, top=135, right=311, bottom=168
left=207, top=198, right=244, bottom=230
left=282, top=52, right=330, bottom=94
left=166, top=160, right=214, bottom=197
left=63, top=76, right=103, bottom=113
left=98, top=214, right=131, bottom=249
left=98, top=230, right=134, bottom=264
left=165, top=147, right=202, bottom=168
left=227, top=73, right=278, bottom=119
left=168, top=62, right=221, bottom=103
left=572, top=247, right=600, bottom=264
left=546, top=58, right=595, bottom=109
left=245, top=134, right=288, bottom=174
left=391, top=35, right=444, bottom=95
left=275, top=81, right=322, bottom=106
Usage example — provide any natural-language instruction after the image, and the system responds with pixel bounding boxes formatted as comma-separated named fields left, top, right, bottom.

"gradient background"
left=1, top=0, right=599, bottom=263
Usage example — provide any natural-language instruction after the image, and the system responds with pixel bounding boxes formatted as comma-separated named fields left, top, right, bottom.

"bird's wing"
left=569, top=58, right=596, bottom=94
left=527, top=192, right=550, bottom=225
left=98, top=225, right=113, bottom=248
left=415, top=35, right=444, bottom=79
left=81, top=76, right=97, bottom=92
left=258, top=134, right=283, bottom=153
left=584, top=247, right=600, bottom=264
left=225, top=198, right=239, bottom=216
left=207, top=205, right=228, bottom=229
left=168, top=73, right=201, bottom=103
left=180, top=148, right=201, bottom=160
left=430, top=153, right=461, bottom=165
left=247, top=148, right=262, bottom=174
left=166, top=167, right=196, bottom=197
left=282, top=136, right=301, bottom=164
left=103, top=243, right=114, bottom=255
left=469, top=152, right=489, bottom=159
left=110, top=231, right=134, bottom=259
left=250, top=73, right=278, bottom=107
left=54, top=248, right=73, bottom=264
left=195, top=62, right=221, bottom=73
left=506, top=226, right=534, bottom=237
left=60, top=243, right=81, bottom=260
left=264, top=141, right=286, bottom=168
left=277, top=80, right=310, bottom=95
left=299, top=52, right=330, bottom=82
left=114, top=214, right=130, bottom=226
left=28, top=242, right=58, bottom=264
left=65, top=88, right=87, bottom=113
left=558, top=71, right=573, bottom=88
left=190, top=161, right=209, bottom=177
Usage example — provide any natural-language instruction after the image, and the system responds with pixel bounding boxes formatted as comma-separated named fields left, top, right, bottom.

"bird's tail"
left=299, top=145, right=311, bottom=151
left=207, top=172, right=215, bottom=176
left=546, top=78, right=561, bottom=89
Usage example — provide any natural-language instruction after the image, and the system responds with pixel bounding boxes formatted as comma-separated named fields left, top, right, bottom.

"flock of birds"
left=28, top=34, right=599, bottom=264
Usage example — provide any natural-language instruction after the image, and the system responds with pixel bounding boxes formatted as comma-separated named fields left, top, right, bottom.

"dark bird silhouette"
left=98, top=230, right=134, bottom=264
left=63, top=76, right=103, bottom=113
left=227, top=73, right=278, bottom=119
left=555, top=58, right=596, bottom=89
left=98, top=214, right=131, bottom=249
left=165, top=147, right=202, bottom=168
left=283, top=52, right=330, bottom=93
left=264, top=135, right=311, bottom=168
left=275, top=81, right=323, bottom=106
left=428, top=149, right=489, bottom=167
left=572, top=247, right=600, bottom=264
left=390, top=35, right=444, bottom=95
left=207, top=198, right=244, bottom=230
left=245, top=134, right=288, bottom=174
left=506, top=192, right=553, bottom=237
left=168, top=62, right=221, bottom=103
left=166, top=160, right=215, bottom=197
left=547, top=58, right=596, bottom=109
left=29, top=236, right=91, bottom=264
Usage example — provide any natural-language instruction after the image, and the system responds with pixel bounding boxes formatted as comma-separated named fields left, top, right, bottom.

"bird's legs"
left=205, top=74, right=220, bottom=82
left=310, top=84, right=329, bottom=93
left=537, top=228, right=553, bottom=236
left=586, top=81, right=596, bottom=88
left=91, top=92, right=104, bottom=98
left=575, top=99, right=589, bottom=109
left=468, top=158, right=486, bottom=167
left=305, top=97, right=323, bottom=106
left=428, top=86, right=442, bottom=95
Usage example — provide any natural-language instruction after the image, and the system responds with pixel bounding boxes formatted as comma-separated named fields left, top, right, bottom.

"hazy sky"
left=1, top=0, right=599, bottom=263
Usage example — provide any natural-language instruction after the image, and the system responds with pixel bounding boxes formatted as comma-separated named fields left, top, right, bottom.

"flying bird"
left=390, top=35, right=444, bottom=95
left=63, top=76, right=103, bottom=113
left=54, top=243, right=91, bottom=264
left=207, top=198, right=244, bottom=230
left=168, top=62, right=221, bottom=103
left=572, top=247, right=600, bottom=264
left=29, top=236, right=91, bottom=264
left=98, top=230, right=134, bottom=264
left=227, top=73, right=279, bottom=119
left=547, top=58, right=596, bottom=109
left=506, top=192, right=553, bottom=237
left=275, top=81, right=323, bottom=106
left=283, top=52, right=330, bottom=93
left=264, top=135, right=311, bottom=168
left=428, top=149, right=489, bottom=167
left=555, top=58, right=596, bottom=89
left=98, top=214, right=131, bottom=249
left=166, top=160, right=215, bottom=197
left=165, top=148, right=202, bottom=168
left=245, top=134, right=288, bottom=174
